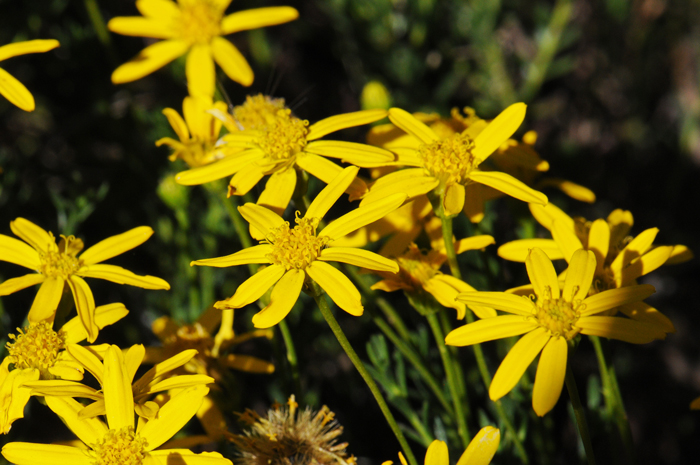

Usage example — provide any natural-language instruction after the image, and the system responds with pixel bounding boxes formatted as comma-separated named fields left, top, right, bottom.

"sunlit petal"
left=191, top=245, right=272, bottom=268
left=320, top=247, right=398, bottom=273
left=532, top=336, right=567, bottom=416
left=497, top=239, right=562, bottom=263
left=304, top=141, right=395, bottom=167
left=489, top=327, right=549, bottom=401
left=79, top=264, right=170, bottom=290
left=221, top=6, right=299, bottom=35
left=306, top=166, right=360, bottom=220
left=238, top=203, right=285, bottom=241
left=445, top=315, right=537, bottom=346
left=0, top=234, right=41, bottom=269
left=526, top=248, right=560, bottom=300
left=469, top=170, right=547, bottom=205
left=215, top=264, right=285, bottom=309
left=307, top=261, right=363, bottom=316
left=321, top=193, right=407, bottom=240
left=551, top=219, right=583, bottom=263
left=27, top=277, right=64, bottom=323
left=1, top=443, right=93, bottom=465
left=578, top=316, right=666, bottom=343
left=472, top=103, right=526, bottom=162
left=104, top=345, right=134, bottom=430
left=387, top=108, right=439, bottom=144
left=456, top=292, right=534, bottom=316
left=112, top=40, right=189, bottom=84
left=307, top=109, right=387, bottom=141
left=0, top=273, right=45, bottom=297
left=10, top=218, right=54, bottom=253
left=579, top=284, right=656, bottom=317
left=0, top=67, right=35, bottom=111
left=186, top=44, right=215, bottom=97
left=456, top=426, right=501, bottom=465
left=211, top=37, right=253, bottom=86
left=45, top=396, right=108, bottom=444
left=251, top=269, right=304, bottom=328
left=80, top=226, right=154, bottom=265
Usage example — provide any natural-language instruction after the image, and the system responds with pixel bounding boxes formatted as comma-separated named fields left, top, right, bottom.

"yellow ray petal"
left=456, top=426, right=501, bottom=465
left=489, top=327, right=549, bottom=401
left=472, top=103, right=526, bottom=162
left=307, top=261, right=363, bottom=316
left=429, top=275, right=496, bottom=319
left=0, top=39, right=60, bottom=61
left=304, top=141, right=395, bottom=167
left=456, top=292, right=534, bottom=316
left=66, top=344, right=104, bottom=385
left=78, top=264, right=169, bottom=290
left=136, top=0, right=181, bottom=18
left=586, top=219, right=609, bottom=276
left=132, top=349, right=198, bottom=394
left=140, top=374, right=214, bottom=399
left=307, top=109, right=388, bottom=141
left=562, top=249, right=596, bottom=303
left=361, top=171, right=438, bottom=206
left=610, top=227, right=658, bottom=274
left=469, top=170, right=547, bottom=205
left=162, top=107, right=189, bottom=141
left=215, top=264, right=285, bottom=309
left=66, top=276, right=98, bottom=343
left=319, top=247, right=398, bottom=273
left=371, top=279, right=410, bottom=292
left=0, top=234, right=41, bottom=269
left=387, top=107, right=439, bottom=144
left=186, top=44, right=215, bottom=98
left=390, top=147, right=423, bottom=166
left=211, top=37, right=253, bottom=87
left=27, top=277, right=64, bottom=323
left=424, top=440, right=448, bottom=465
left=532, top=336, right=567, bottom=416
left=454, top=235, right=496, bottom=254
left=535, top=178, right=596, bottom=203
left=442, top=183, right=465, bottom=217
left=191, top=244, right=272, bottom=268
left=445, top=315, right=538, bottom=346
left=1, top=443, right=94, bottom=465
left=0, top=367, right=39, bottom=434
left=221, top=354, right=275, bottom=373
left=252, top=269, right=305, bottom=328
left=0, top=67, right=35, bottom=111
left=320, top=193, right=407, bottom=240
left=221, top=6, right=299, bottom=35
left=295, top=153, right=368, bottom=201
left=257, top=167, right=296, bottom=218
left=665, top=244, right=693, bottom=265
left=107, top=17, right=174, bottom=39
left=104, top=345, right=134, bottom=430
left=579, top=284, right=656, bottom=317
left=497, top=239, right=562, bottom=263
left=551, top=219, right=583, bottom=263
left=10, top=217, right=54, bottom=253
left=112, top=39, right=189, bottom=84
left=63, top=303, right=129, bottom=345
left=526, top=247, right=560, bottom=300
left=423, top=276, right=467, bottom=319
left=529, top=202, right=574, bottom=231
left=306, top=166, right=359, bottom=220
left=175, top=149, right=262, bottom=185
left=238, top=203, right=285, bottom=241
left=35, top=381, right=103, bottom=400
left=79, top=226, right=153, bottom=265
left=228, top=162, right=266, bottom=197
left=0, top=273, right=45, bottom=296
left=125, top=344, right=146, bottom=382
left=617, top=245, right=673, bottom=287
left=147, top=450, right=230, bottom=464
left=577, top=316, right=666, bottom=343
left=618, top=302, right=675, bottom=334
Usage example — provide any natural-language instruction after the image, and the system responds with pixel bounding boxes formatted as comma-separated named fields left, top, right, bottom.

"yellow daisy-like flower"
left=384, top=427, right=500, bottom=465
left=176, top=108, right=392, bottom=217
left=0, top=303, right=127, bottom=434
left=498, top=203, right=692, bottom=332
left=361, top=104, right=548, bottom=217
left=0, top=218, right=170, bottom=342
left=371, top=240, right=497, bottom=320
left=2, top=345, right=231, bottom=465
left=447, top=248, right=664, bottom=416
left=0, top=39, right=59, bottom=111
left=192, top=166, right=406, bottom=328
left=108, top=0, right=298, bottom=96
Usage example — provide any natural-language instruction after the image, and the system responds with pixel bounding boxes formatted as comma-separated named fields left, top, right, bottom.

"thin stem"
left=426, top=312, right=471, bottom=447
left=278, top=319, right=301, bottom=397
left=566, top=365, right=596, bottom=465
left=439, top=214, right=462, bottom=278
left=310, top=282, right=418, bottom=465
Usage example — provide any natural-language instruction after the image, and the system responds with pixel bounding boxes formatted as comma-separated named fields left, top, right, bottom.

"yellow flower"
left=192, top=166, right=406, bottom=328
left=0, top=39, right=59, bottom=111
left=0, top=218, right=170, bottom=342
left=2, top=345, right=231, bottom=465
left=384, top=427, right=500, bottom=465
left=371, top=240, right=497, bottom=320
left=497, top=203, right=692, bottom=332
left=0, top=304, right=127, bottom=434
left=447, top=248, right=664, bottom=416
left=176, top=108, right=392, bottom=217
left=108, top=0, right=298, bottom=96
left=361, top=104, right=548, bottom=218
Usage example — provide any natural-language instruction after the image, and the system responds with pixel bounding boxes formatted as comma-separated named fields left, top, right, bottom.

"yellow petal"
left=238, top=203, right=285, bottom=241
left=423, top=276, right=467, bottom=319
left=104, top=345, right=134, bottom=430
left=0, top=67, right=35, bottom=111
left=361, top=170, right=438, bottom=206
left=307, top=261, right=363, bottom=316
left=371, top=279, right=409, bottom=292
left=529, top=202, right=574, bottom=231
left=63, top=303, right=129, bottom=345
left=0, top=234, right=41, bottom=269
left=10, top=217, right=54, bottom=253
left=321, top=193, right=407, bottom=240
left=125, top=344, right=146, bottom=382
left=251, top=269, right=305, bottom=328
left=319, top=247, right=398, bottom=273
left=186, top=44, right=215, bottom=98
left=618, top=302, right=675, bottom=334
left=211, top=37, right=253, bottom=86
left=551, top=219, right=583, bottom=263
left=454, top=235, right=496, bottom=254
left=296, top=153, right=368, bottom=200
left=472, top=103, right=526, bottom=162
left=424, top=440, right=449, bottom=465
left=562, top=249, right=596, bottom=302
left=27, top=277, right=64, bottom=323
left=220, top=6, right=299, bottom=35
left=79, top=264, right=170, bottom=290
left=497, top=239, right=562, bottom=263
left=456, top=292, right=534, bottom=316
left=191, top=244, right=272, bottom=268
left=586, top=219, right=609, bottom=276
left=577, top=316, right=666, bottom=343
left=175, top=149, right=262, bottom=185
left=445, top=315, right=538, bottom=346
left=610, top=227, right=658, bottom=274
left=216, top=264, right=285, bottom=309
left=112, top=39, right=189, bottom=84
left=304, top=141, right=395, bottom=167
left=442, top=183, right=465, bottom=217
left=140, top=374, right=214, bottom=399
left=228, top=162, right=266, bottom=196
left=79, top=226, right=154, bottom=265
left=107, top=17, right=174, bottom=39
left=469, top=170, right=547, bottom=205
left=532, top=336, right=567, bottom=416
left=0, top=273, right=45, bottom=296
left=307, top=109, right=388, bottom=141
left=136, top=0, right=181, bottom=18
left=665, top=244, right=693, bottom=265
left=526, top=247, right=560, bottom=299
left=28, top=380, right=102, bottom=400
left=456, top=426, right=501, bottom=465
left=536, top=178, right=596, bottom=203
left=306, top=166, right=360, bottom=220
left=429, top=275, right=496, bottom=319
left=66, top=276, right=98, bottom=343
left=221, top=354, right=275, bottom=373
left=0, top=368, right=39, bottom=434
left=607, top=209, right=634, bottom=244
left=387, top=107, right=439, bottom=145
left=2, top=443, right=94, bottom=465
left=579, top=284, right=656, bottom=317
left=257, top=168, right=296, bottom=218
left=617, top=245, right=673, bottom=287
left=147, top=450, right=230, bottom=464
left=390, top=147, right=423, bottom=166
left=162, top=107, right=189, bottom=141
left=132, top=349, right=198, bottom=395
left=489, top=327, right=549, bottom=401
left=66, top=344, right=104, bottom=385
left=0, top=39, right=60, bottom=61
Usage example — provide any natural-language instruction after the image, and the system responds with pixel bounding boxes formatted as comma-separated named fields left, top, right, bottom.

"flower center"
left=165, top=323, right=213, bottom=357
left=93, top=427, right=148, bottom=465
left=396, top=245, right=440, bottom=289
left=39, top=234, right=83, bottom=279
left=256, top=109, right=309, bottom=162
left=534, top=287, right=582, bottom=340
left=265, top=214, right=328, bottom=270
left=417, top=133, right=480, bottom=185
left=178, top=0, right=222, bottom=45
left=6, top=322, right=66, bottom=377
left=233, top=94, right=288, bottom=131
left=180, top=138, right=220, bottom=167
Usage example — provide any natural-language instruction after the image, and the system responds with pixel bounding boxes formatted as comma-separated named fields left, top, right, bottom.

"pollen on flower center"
left=6, top=322, right=66, bottom=376
left=256, top=109, right=309, bottom=161
left=178, top=0, right=222, bottom=44
left=233, top=94, right=288, bottom=131
left=396, top=245, right=439, bottom=289
left=264, top=214, right=328, bottom=270
left=93, top=426, right=148, bottom=465
left=39, top=234, right=83, bottom=279
left=166, top=323, right=213, bottom=357
left=418, top=133, right=480, bottom=185
left=534, top=287, right=582, bottom=340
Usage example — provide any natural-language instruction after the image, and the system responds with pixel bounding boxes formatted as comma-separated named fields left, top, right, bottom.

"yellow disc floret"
left=233, top=94, right=288, bottom=131
left=178, top=0, right=223, bottom=45
left=93, top=426, right=148, bottom=465
left=265, top=214, right=328, bottom=270
left=39, top=234, right=83, bottom=279
left=6, top=322, right=66, bottom=377
left=534, top=287, right=582, bottom=340
left=396, top=244, right=440, bottom=289
left=418, top=133, right=480, bottom=185
left=256, top=109, right=309, bottom=161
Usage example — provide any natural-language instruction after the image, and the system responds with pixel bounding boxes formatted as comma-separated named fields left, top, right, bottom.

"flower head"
left=108, top=0, right=298, bottom=96
left=384, top=427, right=500, bottom=465
left=192, top=166, right=406, bottom=328
left=0, top=39, right=59, bottom=111
left=0, top=219, right=170, bottom=342
left=447, top=247, right=664, bottom=416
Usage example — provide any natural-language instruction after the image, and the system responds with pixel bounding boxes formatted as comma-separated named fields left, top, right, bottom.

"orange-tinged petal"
left=472, top=103, right=526, bottom=162
left=307, top=109, right=388, bottom=141
left=63, top=303, right=129, bottom=345
left=497, top=239, right=563, bottom=263
left=489, top=327, right=549, bottom=401
left=456, top=426, right=500, bottom=465
left=0, top=67, right=35, bottom=111
left=107, top=17, right=174, bottom=39
left=307, top=261, right=363, bottom=316
left=220, top=6, right=299, bottom=35
left=578, top=316, right=666, bottom=343
left=456, top=292, right=534, bottom=316
left=10, top=218, right=54, bottom=253
left=27, top=277, right=64, bottom=323
left=0, top=39, right=59, bottom=61
left=103, top=345, right=134, bottom=430
left=238, top=203, right=285, bottom=241
left=532, top=336, right=567, bottom=416
left=191, top=244, right=272, bottom=268
left=45, top=396, right=108, bottom=444
left=0, top=273, right=45, bottom=296
left=526, top=248, right=560, bottom=300
left=251, top=269, right=304, bottom=328
left=186, top=44, right=215, bottom=98
left=215, top=264, right=285, bottom=309
left=80, top=226, right=154, bottom=265
left=469, top=170, right=547, bottom=205
left=319, top=247, right=398, bottom=273
left=321, top=193, right=407, bottom=240
left=306, top=166, right=359, bottom=220
left=79, top=264, right=170, bottom=290
left=579, top=284, right=656, bottom=317
left=304, top=141, right=395, bottom=167
left=112, top=39, right=189, bottom=84
left=2, top=443, right=94, bottom=465
left=211, top=37, right=253, bottom=87
left=551, top=219, right=583, bottom=263
left=387, top=107, right=439, bottom=145
left=562, top=249, right=596, bottom=302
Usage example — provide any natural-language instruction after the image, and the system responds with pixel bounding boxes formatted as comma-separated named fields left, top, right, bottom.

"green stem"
left=426, top=312, right=471, bottom=447
left=565, top=365, right=596, bottom=465
left=310, top=282, right=418, bottom=465
left=439, top=214, right=462, bottom=279
left=278, top=319, right=301, bottom=397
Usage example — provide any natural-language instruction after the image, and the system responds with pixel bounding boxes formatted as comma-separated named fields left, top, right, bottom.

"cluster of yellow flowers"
left=0, top=1, right=693, bottom=464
